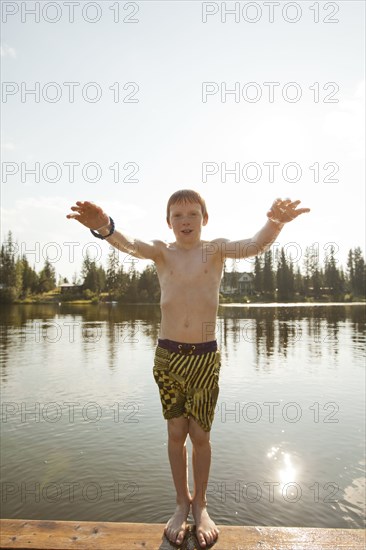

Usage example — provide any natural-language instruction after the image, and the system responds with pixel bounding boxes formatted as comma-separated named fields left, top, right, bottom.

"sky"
left=1, top=0, right=365, bottom=281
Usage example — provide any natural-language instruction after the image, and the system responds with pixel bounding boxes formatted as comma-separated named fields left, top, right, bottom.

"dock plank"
left=0, top=519, right=364, bottom=550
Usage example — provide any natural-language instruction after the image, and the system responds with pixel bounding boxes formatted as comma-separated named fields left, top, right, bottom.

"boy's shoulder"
left=210, top=238, right=228, bottom=243
left=209, top=238, right=231, bottom=248
left=151, top=239, right=168, bottom=247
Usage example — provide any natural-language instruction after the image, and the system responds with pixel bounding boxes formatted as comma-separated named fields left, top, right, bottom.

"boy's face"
left=167, top=201, right=208, bottom=243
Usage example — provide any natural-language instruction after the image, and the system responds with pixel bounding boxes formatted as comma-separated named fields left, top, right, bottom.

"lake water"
left=1, top=303, right=365, bottom=529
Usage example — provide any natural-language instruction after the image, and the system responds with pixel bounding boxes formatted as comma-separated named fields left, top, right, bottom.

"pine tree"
left=262, top=250, right=274, bottom=299
left=0, top=231, right=17, bottom=287
left=324, top=245, right=343, bottom=297
left=81, top=250, right=92, bottom=281
left=81, top=250, right=101, bottom=293
left=106, top=247, right=120, bottom=292
left=276, top=248, right=294, bottom=301
left=347, top=249, right=354, bottom=292
left=126, top=260, right=139, bottom=302
left=96, top=265, right=106, bottom=293
left=312, top=268, right=322, bottom=299
left=254, top=255, right=263, bottom=293
left=352, top=247, right=366, bottom=296
left=20, top=255, right=39, bottom=296
left=303, top=244, right=321, bottom=298
left=294, top=265, right=304, bottom=297
left=303, top=246, right=312, bottom=295
left=38, top=259, right=56, bottom=293
left=0, top=232, right=21, bottom=301
left=83, top=261, right=101, bottom=293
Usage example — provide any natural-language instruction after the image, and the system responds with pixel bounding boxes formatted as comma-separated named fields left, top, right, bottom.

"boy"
left=66, top=190, right=310, bottom=548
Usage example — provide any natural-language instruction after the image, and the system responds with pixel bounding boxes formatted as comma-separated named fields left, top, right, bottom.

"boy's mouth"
left=181, top=229, right=193, bottom=234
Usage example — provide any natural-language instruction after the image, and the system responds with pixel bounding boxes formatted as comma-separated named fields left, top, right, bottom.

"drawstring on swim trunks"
left=178, top=344, right=196, bottom=355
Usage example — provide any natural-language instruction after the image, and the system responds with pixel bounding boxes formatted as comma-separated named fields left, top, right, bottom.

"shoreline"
left=5, top=300, right=366, bottom=306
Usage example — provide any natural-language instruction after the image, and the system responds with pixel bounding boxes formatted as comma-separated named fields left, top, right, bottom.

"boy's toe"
left=197, top=532, right=207, bottom=548
left=164, top=526, right=173, bottom=542
left=176, top=528, right=185, bottom=544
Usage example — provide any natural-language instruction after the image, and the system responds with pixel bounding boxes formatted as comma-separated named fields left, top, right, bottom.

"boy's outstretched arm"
left=214, top=198, right=310, bottom=260
left=66, top=200, right=161, bottom=261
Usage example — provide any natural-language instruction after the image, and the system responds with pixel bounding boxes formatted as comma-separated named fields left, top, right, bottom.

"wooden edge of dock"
left=0, top=519, right=364, bottom=550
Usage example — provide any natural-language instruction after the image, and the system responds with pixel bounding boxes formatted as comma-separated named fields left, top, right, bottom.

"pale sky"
left=1, top=0, right=365, bottom=280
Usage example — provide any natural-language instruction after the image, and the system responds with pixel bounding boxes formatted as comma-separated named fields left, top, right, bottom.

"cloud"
left=0, top=43, right=16, bottom=58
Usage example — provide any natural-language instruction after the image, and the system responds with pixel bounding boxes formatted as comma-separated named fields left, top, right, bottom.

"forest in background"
left=0, top=231, right=365, bottom=303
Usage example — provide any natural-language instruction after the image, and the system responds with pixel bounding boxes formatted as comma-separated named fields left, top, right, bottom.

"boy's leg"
left=189, top=417, right=219, bottom=548
left=165, top=416, right=191, bottom=545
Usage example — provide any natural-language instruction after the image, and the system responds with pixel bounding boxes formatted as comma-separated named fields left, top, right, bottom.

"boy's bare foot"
left=164, top=500, right=190, bottom=546
left=192, top=500, right=219, bottom=548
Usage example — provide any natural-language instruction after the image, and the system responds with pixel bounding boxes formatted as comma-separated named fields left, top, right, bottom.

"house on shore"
left=59, top=283, right=84, bottom=295
left=220, top=271, right=254, bottom=296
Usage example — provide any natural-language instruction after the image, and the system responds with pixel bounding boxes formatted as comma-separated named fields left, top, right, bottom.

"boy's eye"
left=172, top=212, right=199, bottom=218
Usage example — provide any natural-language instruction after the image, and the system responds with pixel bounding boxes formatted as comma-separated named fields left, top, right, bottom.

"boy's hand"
left=66, top=201, right=110, bottom=230
left=267, top=198, right=310, bottom=225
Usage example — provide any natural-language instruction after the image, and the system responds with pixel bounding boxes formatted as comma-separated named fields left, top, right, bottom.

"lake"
left=0, top=303, right=365, bottom=529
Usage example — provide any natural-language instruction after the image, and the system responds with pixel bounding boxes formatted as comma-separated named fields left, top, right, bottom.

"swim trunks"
left=153, top=339, right=221, bottom=432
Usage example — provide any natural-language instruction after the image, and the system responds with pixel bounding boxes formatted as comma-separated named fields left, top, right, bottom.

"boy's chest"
left=161, top=249, right=222, bottom=284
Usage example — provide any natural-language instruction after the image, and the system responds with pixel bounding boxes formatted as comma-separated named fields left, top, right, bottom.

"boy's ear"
left=202, top=214, right=208, bottom=226
left=167, top=218, right=172, bottom=229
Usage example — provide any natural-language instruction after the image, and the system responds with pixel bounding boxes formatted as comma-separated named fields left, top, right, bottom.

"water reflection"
left=267, top=447, right=299, bottom=496
left=278, top=453, right=297, bottom=489
left=1, top=304, right=365, bottom=378
left=217, top=305, right=365, bottom=366
left=0, top=304, right=162, bottom=379
left=0, top=303, right=365, bottom=528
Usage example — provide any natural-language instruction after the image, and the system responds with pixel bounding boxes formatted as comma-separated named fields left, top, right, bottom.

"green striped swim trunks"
left=153, top=339, right=221, bottom=432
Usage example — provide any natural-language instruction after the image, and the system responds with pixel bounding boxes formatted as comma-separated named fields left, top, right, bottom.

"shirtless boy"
left=66, top=190, right=310, bottom=548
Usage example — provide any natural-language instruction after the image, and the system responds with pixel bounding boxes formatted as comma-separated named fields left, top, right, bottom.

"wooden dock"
left=0, top=519, right=364, bottom=549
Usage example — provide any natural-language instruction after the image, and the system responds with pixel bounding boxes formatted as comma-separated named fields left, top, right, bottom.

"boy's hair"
left=166, top=189, right=208, bottom=222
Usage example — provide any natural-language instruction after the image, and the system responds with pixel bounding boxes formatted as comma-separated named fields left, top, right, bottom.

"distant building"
left=220, top=271, right=254, bottom=296
left=238, top=272, right=255, bottom=295
left=59, top=283, right=84, bottom=295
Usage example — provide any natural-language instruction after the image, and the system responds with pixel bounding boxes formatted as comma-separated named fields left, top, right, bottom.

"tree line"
left=0, top=232, right=57, bottom=303
left=0, top=231, right=365, bottom=303
left=252, top=245, right=365, bottom=301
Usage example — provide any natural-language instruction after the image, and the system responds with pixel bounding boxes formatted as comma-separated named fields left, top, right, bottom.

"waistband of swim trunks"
left=158, top=338, right=217, bottom=355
